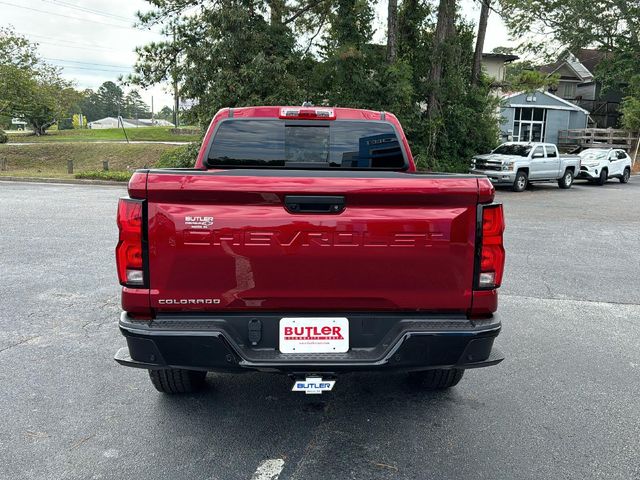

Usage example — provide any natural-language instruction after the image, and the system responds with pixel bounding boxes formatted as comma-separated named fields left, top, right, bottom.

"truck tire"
left=558, top=169, right=574, bottom=189
left=620, top=167, right=630, bottom=183
left=512, top=170, right=528, bottom=192
left=596, top=168, right=608, bottom=186
left=148, top=368, right=207, bottom=394
left=408, top=368, right=464, bottom=390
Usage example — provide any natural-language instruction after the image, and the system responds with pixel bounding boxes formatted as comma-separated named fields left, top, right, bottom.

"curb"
left=0, top=176, right=127, bottom=187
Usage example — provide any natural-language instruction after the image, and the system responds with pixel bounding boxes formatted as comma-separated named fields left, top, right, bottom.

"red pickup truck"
left=114, top=106, right=505, bottom=395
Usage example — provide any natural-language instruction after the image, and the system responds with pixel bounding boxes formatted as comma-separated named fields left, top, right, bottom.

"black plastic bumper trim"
left=116, top=312, right=502, bottom=373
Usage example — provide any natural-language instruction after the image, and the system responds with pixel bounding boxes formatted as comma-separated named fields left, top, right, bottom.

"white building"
left=11, top=118, right=28, bottom=131
left=481, top=53, right=520, bottom=85
left=88, top=117, right=175, bottom=129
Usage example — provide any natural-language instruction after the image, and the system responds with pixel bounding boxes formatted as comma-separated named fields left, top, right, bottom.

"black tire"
left=620, top=167, right=630, bottom=184
left=558, top=169, right=574, bottom=189
left=148, top=368, right=207, bottom=394
left=512, top=170, right=528, bottom=192
left=596, top=168, right=608, bottom=186
left=408, top=368, right=464, bottom=390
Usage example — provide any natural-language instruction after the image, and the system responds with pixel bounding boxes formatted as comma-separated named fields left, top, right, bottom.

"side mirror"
left=532, top=153, right=544, bottom=159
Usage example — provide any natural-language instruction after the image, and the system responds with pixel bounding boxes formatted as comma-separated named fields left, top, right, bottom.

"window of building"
left=559, top=82, right=577, bottom=99
left=513, top=108, right=547, bottom=142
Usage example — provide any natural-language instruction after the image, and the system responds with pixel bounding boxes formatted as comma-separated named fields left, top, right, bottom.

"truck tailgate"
left=145, top=170, right=480, bottom=313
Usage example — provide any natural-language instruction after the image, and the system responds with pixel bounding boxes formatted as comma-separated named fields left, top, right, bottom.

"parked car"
left=470, top=142, right=581, bottom=192
left=114, top=106, right=506, bottom=395
left=577, top=148, right=632, bottom=185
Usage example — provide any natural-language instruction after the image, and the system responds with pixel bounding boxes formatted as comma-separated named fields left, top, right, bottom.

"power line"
left=0, top=1, right=135, bottom=30
left=44, top=57, right=132, bottom=69
left=18, top=31, right=130, bottom=52
left=40, top=0, right=133, bottom=23
left=35, top=40, right=127, bottom=53
left=53, top=64, right=132, bottom=73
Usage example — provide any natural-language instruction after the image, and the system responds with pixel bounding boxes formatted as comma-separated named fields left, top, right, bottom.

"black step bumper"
left=115, top=312, right=503, bottom=373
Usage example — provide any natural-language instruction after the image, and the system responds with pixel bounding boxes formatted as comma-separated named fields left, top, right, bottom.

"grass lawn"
left=5, top=127, right=201, bottom=143
left=0, top=142, right=178, bottom=180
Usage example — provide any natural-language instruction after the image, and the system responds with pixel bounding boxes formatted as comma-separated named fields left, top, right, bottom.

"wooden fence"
left=558, top=128, right=637, bottom=151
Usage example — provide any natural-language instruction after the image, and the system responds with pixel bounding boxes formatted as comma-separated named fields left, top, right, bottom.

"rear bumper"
left=115, top=312, right=503, bottom=373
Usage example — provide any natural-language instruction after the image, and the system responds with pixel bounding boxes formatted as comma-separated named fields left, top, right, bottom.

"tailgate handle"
left=284, top=195, right=345, bottom=214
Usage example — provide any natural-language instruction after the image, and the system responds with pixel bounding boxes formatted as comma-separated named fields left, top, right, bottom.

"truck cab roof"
left=222, top=105, right=393, bottom=121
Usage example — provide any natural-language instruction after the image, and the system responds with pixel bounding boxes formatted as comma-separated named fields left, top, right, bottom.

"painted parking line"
left=250, top=459, right=285, bottom=480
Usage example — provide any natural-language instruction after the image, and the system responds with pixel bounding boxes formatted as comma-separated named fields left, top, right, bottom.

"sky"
left=3, top=0, right=514, bottom=113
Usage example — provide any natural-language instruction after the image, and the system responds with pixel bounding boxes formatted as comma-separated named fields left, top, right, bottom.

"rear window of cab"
left=205, top=119, right=407, bottom=170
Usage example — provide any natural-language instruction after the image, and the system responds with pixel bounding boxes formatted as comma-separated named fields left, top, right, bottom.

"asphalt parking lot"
left=1, top=177, right=639, bottom=480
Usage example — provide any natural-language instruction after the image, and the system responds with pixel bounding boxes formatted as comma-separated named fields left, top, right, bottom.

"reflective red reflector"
left=116, top=198, right=144, bottom=286
left=125, top=245, right=143, bottom=267
left=481, top=245, right=500, bottom=271
left=478, top=204, right=505, bottom=289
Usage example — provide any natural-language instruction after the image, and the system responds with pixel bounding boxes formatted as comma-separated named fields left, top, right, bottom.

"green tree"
left=313, top=0, right=378, bottom=107
left=491, top=47, right=559, bottom=92
left=78, top=89, right=104, bottom=122
left=157, top=105, right=174, bottom=122
left=129, top=0, right=502, bottom=172
left=0, top=27, right=79, bottom=135
left=0, top=26, right=38, bottom=69
left=395, top=2, right=499, bottom=170
left=16, top=67, right=80, bottom=135
left=498, top=0, right=640, bottom=89
left=124, top=89, right=150, bottom=118
left=621, top=75, right=640, bottom=131
left=0, top=26, right=38, bottom=117
left=129, top=0, right=317, bottom=126
left=97, top=81, right=125, bottom=118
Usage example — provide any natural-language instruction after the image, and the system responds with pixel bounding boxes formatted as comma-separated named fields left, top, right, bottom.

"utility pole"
left=173, top=79, right=179, bottom=128
left=172, top=28, right=179, bottom=128
left=151, top=96, right=154, bottom=124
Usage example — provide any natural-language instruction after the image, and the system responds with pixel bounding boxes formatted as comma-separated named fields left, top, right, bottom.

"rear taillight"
left=477, top=204, right=505, bottom=289
left=116, top=198, right=145, bottom=287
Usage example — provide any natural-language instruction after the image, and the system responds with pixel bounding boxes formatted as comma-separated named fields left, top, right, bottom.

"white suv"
left=578, top=148, right=632, bottom=185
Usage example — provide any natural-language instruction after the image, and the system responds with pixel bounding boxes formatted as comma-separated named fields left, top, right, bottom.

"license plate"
left=292, top=377, right=336, bottom=394
left=279, top=317, right=349, bottom=354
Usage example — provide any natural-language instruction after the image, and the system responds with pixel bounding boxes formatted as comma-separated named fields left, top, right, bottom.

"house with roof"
left=540, top=49, right=624, bottom=128
left=480, top=53, right=590, bottom=145
left=499, top=90, right=589, bottom=145
left=481, top=53, right=520, bottom=87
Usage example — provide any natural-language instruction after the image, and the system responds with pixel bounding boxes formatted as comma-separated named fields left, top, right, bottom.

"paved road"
left=1, top=178, right=639, bottom=480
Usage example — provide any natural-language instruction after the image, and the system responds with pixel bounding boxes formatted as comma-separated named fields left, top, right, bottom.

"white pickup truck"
left=470, top=142, right=581, bottom=192
left=577, top=148, right=632, bottom=185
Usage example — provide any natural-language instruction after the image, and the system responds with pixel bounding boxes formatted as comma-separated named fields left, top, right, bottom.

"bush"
left=58, top=118, right=74, bottom=130
left=0, top=130, right=7, bottom=144
left=155, top=142, right=200, bottom=168
left=75, top=170, right=132, bottom=182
